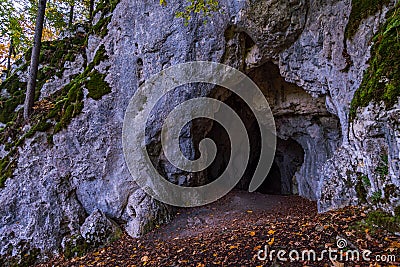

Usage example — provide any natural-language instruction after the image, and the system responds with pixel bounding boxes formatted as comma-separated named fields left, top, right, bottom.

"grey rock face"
left=40, top=54, right=85, bottom=99
left=319, top=100, right=400, bottom=212
left=277, top=0, right=399, bottom=212
left=0, top=137, right=86, bottom=261
left=0, top=0, right=399, bottom=263
left=235, top=0, right=308, bottom=61
left=80, top=209, right=121, bottom=247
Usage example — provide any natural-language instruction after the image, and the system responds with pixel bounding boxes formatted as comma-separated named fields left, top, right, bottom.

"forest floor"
left=39, top=190, right=399, bottom=267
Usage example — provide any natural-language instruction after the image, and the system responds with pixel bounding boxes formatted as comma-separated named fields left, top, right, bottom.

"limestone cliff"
left=0, top=0, right=398, bottom=264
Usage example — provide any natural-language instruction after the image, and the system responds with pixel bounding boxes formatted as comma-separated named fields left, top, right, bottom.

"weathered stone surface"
left=0, top=0, right=399, bottom=264
left=278, top=0, right=399, bottom=212
left=0, top=136, right=86, bottom=262
left=80, top=209, right=121, bottom=247
left=123, top=188, right=171, bottom=238
left=40, top=54, right=85, bottom=99
left=319, top=100, right=400, bottom=212
left=236, top=0, right=308, bottom=61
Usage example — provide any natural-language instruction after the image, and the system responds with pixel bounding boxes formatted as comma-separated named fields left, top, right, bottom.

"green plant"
left=361, top=175, right=371, bottom=186
left=376, top=154, right=389, bottom=178
left=365, top=210, right=400, bottom=232
left=371, top=191, right=382, bottom=203
left=161, top=0, right=220, bottom=26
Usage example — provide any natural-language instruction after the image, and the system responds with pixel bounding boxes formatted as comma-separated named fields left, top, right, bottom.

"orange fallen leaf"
left=253, top=245, right=261, bottom=251
left=390, top=241, right=400, bottom=248
left=268, top=229, right=275, bottom=235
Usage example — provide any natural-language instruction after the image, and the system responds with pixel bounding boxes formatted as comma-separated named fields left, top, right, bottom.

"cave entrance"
left=199, top=90, right=305, bottom=196
left=189, top=61, right=341, bottom=200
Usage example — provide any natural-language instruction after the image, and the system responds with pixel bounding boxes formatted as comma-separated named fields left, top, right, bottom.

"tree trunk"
left=6, top=38, right=13, bottom=78
left=89, top=0, right=94, bottom=22
left=69, top=4, right=74, bottom=27
left=24, top=0, right=47, bottom=120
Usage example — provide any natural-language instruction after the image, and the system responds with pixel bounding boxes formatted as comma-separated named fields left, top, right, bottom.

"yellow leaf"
left=246, top=210, right=253, bottom=213
left=390, top=241, right=400, bottom=248
left=229, top=245, right=238, bottom=249
left=267, top=229, right=275, bottom=235
left=268, top=237, right=275, bottom=246
left=253, top=245, right=261, bottom=251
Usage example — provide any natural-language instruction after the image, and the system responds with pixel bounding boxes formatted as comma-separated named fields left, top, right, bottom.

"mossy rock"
left=345, top=0, right=391, bottom=40
left=63, top=235, right=91, bottom=259
left=93, top=45, right=109, bottom=66
left=0, top=155, right=16, bottom=188
left=0, top=26, right=112, bottom=187
left=0, top=241, right=40, bottom=267
left=86, top=70, right=111, bottom=100
left=91, top=0, right=120, bottom=37
left=350, top=4, right=400, bottom=119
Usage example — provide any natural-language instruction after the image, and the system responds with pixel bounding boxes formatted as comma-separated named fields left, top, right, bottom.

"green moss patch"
left=350, top=4, right=400, bottom=120
left=86, top=70, right=111, bottom=100
left=0, top=155, right=16, bottom=187
left=0, top=74, right=27, bottom=124
left=63, top=234, right=91, bottom=259
left=345, top=0, right=391, bottom=40
left=93, top=0, right=120, bottom=18
left=0, top=35, right=87, bottom=125
left=92, top=45, right=109, bottom=66
left=92, top=0, right=120, bottom=37
left=355, top=210, right=400, bottom=233
left=0, top=34, right=111, bottom=187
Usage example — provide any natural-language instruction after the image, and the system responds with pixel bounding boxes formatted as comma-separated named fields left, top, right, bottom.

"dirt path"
left=147, top=190, right=317, bottom=240
left=40, top=191, right=399, bottom=267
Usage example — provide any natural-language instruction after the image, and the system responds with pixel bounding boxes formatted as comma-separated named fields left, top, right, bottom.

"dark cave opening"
left=198, top=90, right=306, bottom=196
left=149, top=61, right=341, bottom=200
left=256, top=161, right=282, bottom=194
